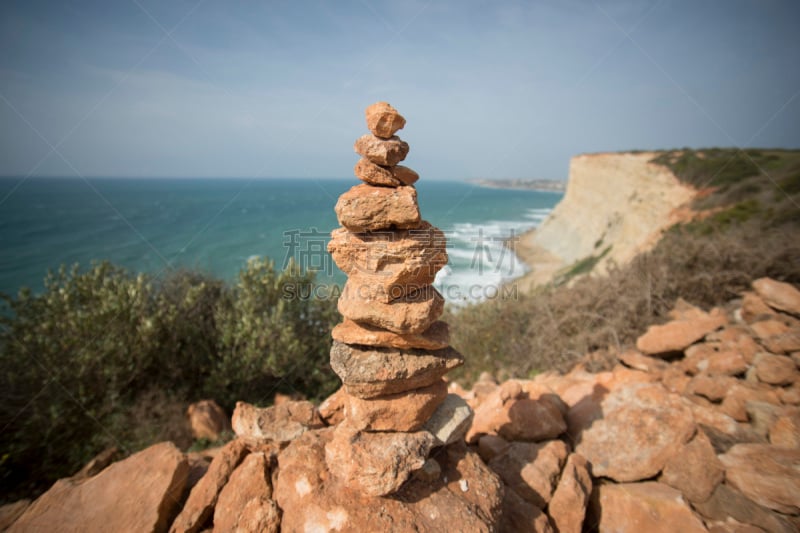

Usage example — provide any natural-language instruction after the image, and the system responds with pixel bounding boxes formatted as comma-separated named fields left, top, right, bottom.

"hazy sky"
left=1, top=0, right=799, bottom=180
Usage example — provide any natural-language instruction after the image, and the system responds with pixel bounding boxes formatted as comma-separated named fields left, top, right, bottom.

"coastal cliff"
left=515, top=152, right=696, bottom=288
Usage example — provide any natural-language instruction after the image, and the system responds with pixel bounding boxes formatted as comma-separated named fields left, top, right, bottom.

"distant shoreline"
left=467, top=178, right=566, bottom=193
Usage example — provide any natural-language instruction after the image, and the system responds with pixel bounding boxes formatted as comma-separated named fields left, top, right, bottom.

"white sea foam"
left=435, top=208, right=551, bottom=304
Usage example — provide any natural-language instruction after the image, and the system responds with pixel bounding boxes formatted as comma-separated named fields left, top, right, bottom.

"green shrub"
left=0, top=258, right=338, bottom=501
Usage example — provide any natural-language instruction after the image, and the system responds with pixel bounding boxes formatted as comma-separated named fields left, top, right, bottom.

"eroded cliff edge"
left=515, top=151, right=697, bottom=290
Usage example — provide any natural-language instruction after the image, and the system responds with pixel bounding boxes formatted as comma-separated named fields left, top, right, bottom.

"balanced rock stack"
left=324, top=102, right=471, bottom=497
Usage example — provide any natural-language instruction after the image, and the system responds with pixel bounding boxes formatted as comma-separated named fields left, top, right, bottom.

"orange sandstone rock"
left=334, top=183, right=420, bottom=232
left=354, top=157, right=418, bottom=186
left=354, top=134, right=409, bottom=166
left=365, top=101, right=406, bottom=138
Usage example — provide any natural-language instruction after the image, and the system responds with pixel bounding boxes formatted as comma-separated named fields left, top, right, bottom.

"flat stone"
left=10, top=442, right=188, bottom=533
left=332, top=319, right=450, bottom=350
left=423, top=393, right=474, bottom=445
left=698, top=350, right=749, bottom=376
left=636, top=314, right=727, bottom=355
left=329, top=340, right=463, bottom=398
left=575, top=383, right=696, bottom=482
left=719, top=443, right=800, bottom=514
left=693, top=483, right=796, bottom=533
left=687, top=373, right=739, bottom=402
left=334, top=183, right=420, bottom=232
left=213, top=452, right=279, bottom=533
left=231, top=400, right=324, bottom=445
left=753, top=277, right=800, bottom=316
left=769, top=413, right=800, bottom=448
left=338, top=281, right=444, bottom=334
left=328, top=221, right=447, bottom=302
left=354, top=158, right=418, bottom=186
left=354, top=134, right=409, bottom=166
left=344, top=379, right=448, bottom=432
left=754, top=352, right=798, bottom=385
left=741, top=291, right=776, bottom=323
left=365, top=101, right=406, bottom=138
left=170, top=439, right=249, bottom=533
left=548, top=453, right=592, bottom=533
left=750, top=319, right=800, bottom=354
left=591, top=482, right=708, bottom=533
left=720, top=383, right=781, bottom=422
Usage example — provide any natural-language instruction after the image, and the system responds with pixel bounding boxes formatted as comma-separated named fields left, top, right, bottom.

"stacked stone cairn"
left=324, top=102, right=472, bottom=497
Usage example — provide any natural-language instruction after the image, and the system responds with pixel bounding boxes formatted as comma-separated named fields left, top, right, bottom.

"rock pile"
left=6, top=276, right=800, bottom=532
left=325, top=102, right=471, bottom=496
left=455, top=276, right=800, bottom=532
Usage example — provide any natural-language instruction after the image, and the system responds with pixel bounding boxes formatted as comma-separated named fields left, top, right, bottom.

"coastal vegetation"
left=0, top=258, right=339, bottom=500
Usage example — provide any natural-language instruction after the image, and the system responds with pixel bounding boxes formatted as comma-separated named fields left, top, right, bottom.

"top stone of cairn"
left=366, top=101, right=406, bottom=139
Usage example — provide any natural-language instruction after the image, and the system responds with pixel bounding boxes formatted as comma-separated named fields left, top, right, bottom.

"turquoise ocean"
left=0, top=177, right=562, bottom=304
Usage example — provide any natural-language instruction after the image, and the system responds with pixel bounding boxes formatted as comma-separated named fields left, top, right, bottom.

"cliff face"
left=517, top=152, right=696, bottom=287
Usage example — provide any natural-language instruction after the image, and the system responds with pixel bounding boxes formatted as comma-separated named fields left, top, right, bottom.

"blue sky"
left=1, top=0, right=799, bottom=180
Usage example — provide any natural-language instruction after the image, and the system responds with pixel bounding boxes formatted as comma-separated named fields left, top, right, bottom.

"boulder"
left=752, top=277, right=800, bottom=316
left=231, top=400, right=324, bottom=445
left=10, top=442, right=188, bottom=533
left=212, top=452, right=279, bottom=533
left=328, top=222, right=447, bottom=301
left=324, top=423, right=435, bottom=496
left=575, top=383, right=695, bottom=482
left=354, top=134, right=410, bottom=166
left=337, top=281, right=444, bottom=334
left=186, top=400, right=230, bottom=442
left=344, top=379, right=448, bottom=431
left=488, top=440, right=568, bottom=508
left=590, top=482, right=708, bottom=533
left=659, top=430, right=724, bottom=503
left=334, top=183, right=420, bottom=232
left=718, top=443, right=800, bottom=514
left=170, top=439, right=249, bottom=533
left=548, top=453, right=592, bottom=533
left=636, top=314, right=727, bottom=355
left=332, top=318, right=450, bottom=350
left=365, top=101, right=406, bottom=138
left=329, top=340, right=463, bottom=398
left=275, top=428, right=504, bottom=532
left=354, top=158, right=418, bottom=186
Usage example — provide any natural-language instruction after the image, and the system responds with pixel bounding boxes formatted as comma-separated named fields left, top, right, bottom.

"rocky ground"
left=2, top=276, right=799, bottom=532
